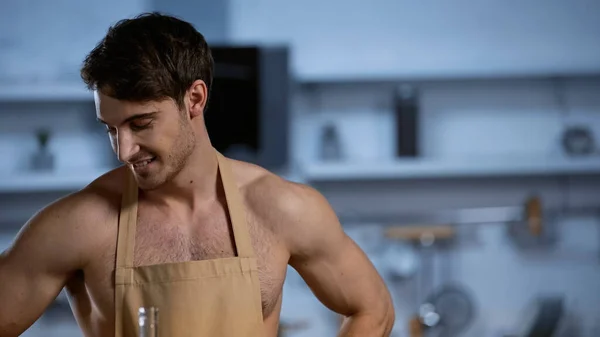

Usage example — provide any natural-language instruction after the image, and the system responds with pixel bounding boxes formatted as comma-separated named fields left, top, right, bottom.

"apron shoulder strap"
left=116, top=168, right=138, bottom=269
left=115, top=152, right=255, bottom=265
left=215, top=150, right=256, bottom=258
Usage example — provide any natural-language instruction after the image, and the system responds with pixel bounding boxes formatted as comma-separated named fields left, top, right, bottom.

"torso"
left=64, top=161, right=290, bottom=337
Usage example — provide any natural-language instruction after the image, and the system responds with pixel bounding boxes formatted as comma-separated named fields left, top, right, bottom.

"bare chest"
left=72, top=204, right=288, bottom=332
left=133, top=209, right=236, bottom=266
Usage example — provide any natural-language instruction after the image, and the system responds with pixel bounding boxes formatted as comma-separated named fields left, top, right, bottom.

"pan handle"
left=385, top=225, right=455, bottom=242
left=525, top=196, right=543, bottom=236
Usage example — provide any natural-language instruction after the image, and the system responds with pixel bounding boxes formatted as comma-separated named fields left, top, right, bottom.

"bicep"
left=0, top=207, right=83, bottom=336
left=0, top=249, right=65, bottom=336
left=285, top=187, right=391, bottom=317
left=291, top=231, right=390, bottom=316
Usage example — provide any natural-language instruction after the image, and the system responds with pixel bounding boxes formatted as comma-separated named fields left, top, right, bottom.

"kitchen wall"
left=1, top=1, right=599, bottom=337
left=230, top=3, right=600, bottom=335
left=283, top=79, right=600, bottom=336
left=228, top=0, right=600, bottom=80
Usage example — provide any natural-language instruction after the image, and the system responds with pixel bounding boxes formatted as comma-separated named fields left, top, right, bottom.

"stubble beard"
left=137, top=121, right=196, bottom=191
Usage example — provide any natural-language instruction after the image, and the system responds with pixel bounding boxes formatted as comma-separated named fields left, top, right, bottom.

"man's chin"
left=133, top=174, right=164, bottom=191
left=138, top=183, right=162, bottom=191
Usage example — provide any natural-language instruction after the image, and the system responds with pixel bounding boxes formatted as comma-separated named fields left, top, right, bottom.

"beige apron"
left=114, top=150, right=265, bottom=337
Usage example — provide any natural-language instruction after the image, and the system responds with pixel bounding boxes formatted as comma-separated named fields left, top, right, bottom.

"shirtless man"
left=0, top=12, right=394, bottom=337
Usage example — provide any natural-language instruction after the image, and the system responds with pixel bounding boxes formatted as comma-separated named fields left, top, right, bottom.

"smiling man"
left=0, top=12, right=395, bottom=337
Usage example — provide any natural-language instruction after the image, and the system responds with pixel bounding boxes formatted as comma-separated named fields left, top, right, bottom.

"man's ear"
left=187, top=79, right=208, bottom=119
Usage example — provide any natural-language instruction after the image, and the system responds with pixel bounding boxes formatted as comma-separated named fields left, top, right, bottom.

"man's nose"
left=116, top=131, right=139, bottom=164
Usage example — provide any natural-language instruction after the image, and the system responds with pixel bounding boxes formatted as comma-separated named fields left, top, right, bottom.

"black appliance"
left=205, top=46, right=290, bottom=170
left=394, top=84, right=420, bottom=157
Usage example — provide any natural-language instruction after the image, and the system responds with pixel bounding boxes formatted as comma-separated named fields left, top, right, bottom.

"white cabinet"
left=0, top=0, right=147, bottom=86
left=229, top=0, right=600, bottom=81
left=150, top=0, right=228, bottom=43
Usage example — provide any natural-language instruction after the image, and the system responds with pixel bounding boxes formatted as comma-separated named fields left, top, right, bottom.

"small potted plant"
left=31, top=128, right=54, bottom=171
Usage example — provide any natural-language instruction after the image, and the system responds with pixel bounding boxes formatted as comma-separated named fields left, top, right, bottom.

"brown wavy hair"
left=80, top=12, right=214, bottom=109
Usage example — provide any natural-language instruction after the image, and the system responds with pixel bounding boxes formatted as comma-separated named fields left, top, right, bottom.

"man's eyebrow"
left=97, top=112, right=158, bottom=125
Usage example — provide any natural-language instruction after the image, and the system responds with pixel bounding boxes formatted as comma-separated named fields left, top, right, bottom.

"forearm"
left=337, top=309, right=395, bottom=337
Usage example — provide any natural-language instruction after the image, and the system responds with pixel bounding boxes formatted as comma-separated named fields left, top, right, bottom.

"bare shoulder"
left=7, top=167, right=127, bottom=266
left=36, top=166, right=125, bottom=228
left=229, top=159, right=341, bottom=255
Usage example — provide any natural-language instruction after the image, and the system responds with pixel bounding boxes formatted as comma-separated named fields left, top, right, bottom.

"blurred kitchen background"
left=1, top=1, right=600, bottom=337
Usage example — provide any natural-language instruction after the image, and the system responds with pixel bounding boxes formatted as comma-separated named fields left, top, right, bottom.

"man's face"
left=95, top=92, right=196, bottom=190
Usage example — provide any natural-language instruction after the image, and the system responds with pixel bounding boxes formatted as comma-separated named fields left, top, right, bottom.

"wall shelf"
left=0, top=84, right=93, bottom=102
left=295, top=70, right=600, bottom=87
left=0, top=168, right=303, bottom=194
left=0, top=169, right=111, bottom=193
left=301, top=156, right=600, bottom=182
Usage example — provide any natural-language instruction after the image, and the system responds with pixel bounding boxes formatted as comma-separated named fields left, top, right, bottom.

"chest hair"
left=131, top=204, right=283, bottom=317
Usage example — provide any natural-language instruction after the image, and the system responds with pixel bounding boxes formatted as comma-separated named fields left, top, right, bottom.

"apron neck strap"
left=215, top=150, right=255, bottom=258
left=115, top=149, right=256, bottom=269
left=116, top=169, right=138, bottom=269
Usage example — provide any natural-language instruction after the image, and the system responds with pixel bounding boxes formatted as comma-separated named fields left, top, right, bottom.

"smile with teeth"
left=133, top=157, right=155, bottom=168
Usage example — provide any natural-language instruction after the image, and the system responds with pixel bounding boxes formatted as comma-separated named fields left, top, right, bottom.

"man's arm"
left=0, top=192, right=96, bottom=336
left=281, top=183, right=395, bottom=337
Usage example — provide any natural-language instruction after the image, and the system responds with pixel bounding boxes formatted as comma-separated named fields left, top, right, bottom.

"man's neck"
left=142, top=142, right=221, bottom=214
